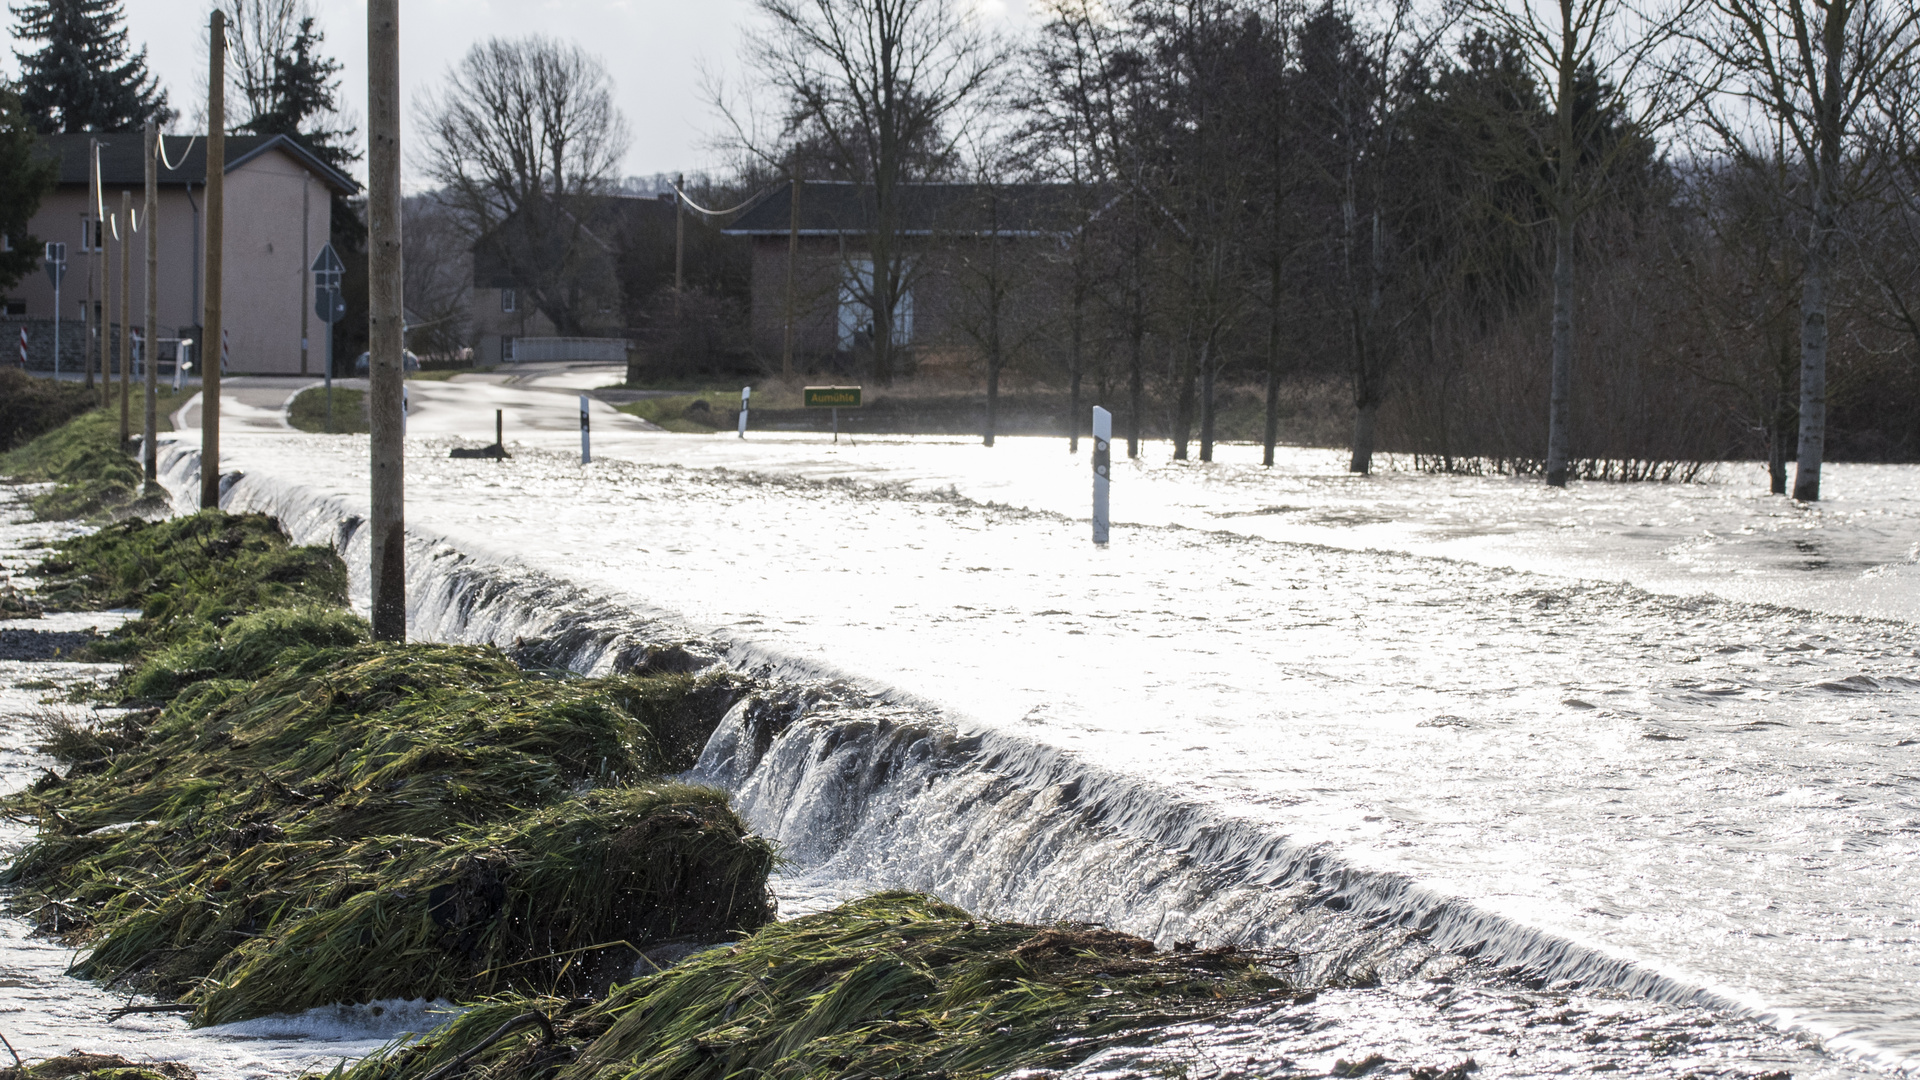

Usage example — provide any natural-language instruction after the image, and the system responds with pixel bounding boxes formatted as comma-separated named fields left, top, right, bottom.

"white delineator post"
left=579, top=394, right=591, bottom=463
left=402, top=383, right=409, bottom=436
left=1092, top=406, right=1112, bottom=545
left=738, top=386, right=749, bottom=438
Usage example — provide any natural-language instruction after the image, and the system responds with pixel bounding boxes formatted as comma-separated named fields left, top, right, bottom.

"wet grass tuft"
left=0, top=389, right=180, bottom=520
left=331, top=892, right=1293, bottom=1080
left=6, top=509, right=772, bottom=1026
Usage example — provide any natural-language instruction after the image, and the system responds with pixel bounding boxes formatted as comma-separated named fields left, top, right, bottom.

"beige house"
left=3, top=133, right=356, bottom=375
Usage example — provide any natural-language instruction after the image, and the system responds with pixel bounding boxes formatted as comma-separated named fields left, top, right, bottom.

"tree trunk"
left=984, top=352, right=999, bottom=448
left=1769, top=405, right=1792, bottom=496
left=1351, top=400, right=1379, bottom=473
left=1198, top=341, right=1215, bottom=462
left=1794, top=197, right=1833, bottom=502
left=1127, top=323, right=1144, bottom=458
left=1545, top=212, right=1575, bottom=486
left=1173, top=339, right=1196, bottom=460
left=1068, top=274, right=1084, bottom=453
left=1264, top=261, right=1280, bottom=467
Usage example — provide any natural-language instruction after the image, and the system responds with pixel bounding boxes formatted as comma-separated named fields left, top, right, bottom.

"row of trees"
left=708, top=0, right=1920, bottom=495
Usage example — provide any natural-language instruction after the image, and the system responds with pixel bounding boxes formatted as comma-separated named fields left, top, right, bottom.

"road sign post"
left=44, top=242, right=65, bottom=375
left=804, top=385, right=862, bottom=444
left=1092, top=406, right=1112, bottom=545
left=312, top=244, right=346, bottom=432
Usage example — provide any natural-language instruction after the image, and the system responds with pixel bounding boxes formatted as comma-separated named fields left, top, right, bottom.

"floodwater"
left=4, top=368, right=1918, bottom=1077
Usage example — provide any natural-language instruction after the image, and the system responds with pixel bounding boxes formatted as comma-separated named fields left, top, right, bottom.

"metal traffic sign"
left=312, top=243, right=346, bottom=325
left=310, top=243, right=345, bottom=279
left=803, top=386, right=861, bottom=408
left=314, top=285, right=345, bottom=324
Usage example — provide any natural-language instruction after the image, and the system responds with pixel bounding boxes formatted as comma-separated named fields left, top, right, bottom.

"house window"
left=837, top=260, right=912, bottom=351
left=3, top=299, right=24, bottom=316
left=79, top=216, right=102, bottom=252
left=501, top=288, right=516, bottom=313
left=502, top=336, right=514, bottom=362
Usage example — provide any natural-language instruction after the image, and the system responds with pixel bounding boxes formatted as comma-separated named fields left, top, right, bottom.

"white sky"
left=3, top=0, right=1036, bottom=186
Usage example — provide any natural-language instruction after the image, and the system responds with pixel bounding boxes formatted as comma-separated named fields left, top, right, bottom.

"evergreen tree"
left=242, top=16, right=356, bottom=170
left=9, top=0, right=170, bottom=133
left=0, top=84, right=57, bottom=290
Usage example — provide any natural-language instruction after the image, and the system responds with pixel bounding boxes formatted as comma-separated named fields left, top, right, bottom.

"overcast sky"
left=3, top=0, right=1036, bottom=187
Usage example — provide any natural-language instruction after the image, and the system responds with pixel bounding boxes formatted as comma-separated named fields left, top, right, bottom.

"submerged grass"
left=0, top=388, right=180, bottom=520
left=30, top=510, right=350, bottom=661
left=333, top=892, right=1294, bottom=1080
left=4, top=643, right=768, bottom=1023
left=7, top=509, right=774, bottom=1026
left=288, top=387, right=370, bottom=434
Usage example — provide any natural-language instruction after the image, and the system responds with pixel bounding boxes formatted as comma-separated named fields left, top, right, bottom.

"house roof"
left=723, top=181, right=1088, bottom=238
left=37, top=132, right=359, bottom=195
left=470, top=193, right=683, bottom=287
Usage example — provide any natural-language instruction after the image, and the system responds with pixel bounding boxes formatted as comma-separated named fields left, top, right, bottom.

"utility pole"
left=144, top=122, right=159, bottom=483
left=783, top=176, right=800, bottom=382
left=367, top=0, right=406, bottom=642
left=118, top=189, right=131, bottom=445
left=300, top=172, right=310, bottom=375
left=674, top=173, right=685, bottom=322
left=201, top=9, right=227, bottom=510
left=89, top=138, right=102, bottom=399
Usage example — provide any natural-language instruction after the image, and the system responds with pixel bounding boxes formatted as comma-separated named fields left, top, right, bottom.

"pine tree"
left=242, top=16, right=356, bottom=170
left=9, top=0, right=170, bottom=133
left=0, top=84, right=58, bottom=290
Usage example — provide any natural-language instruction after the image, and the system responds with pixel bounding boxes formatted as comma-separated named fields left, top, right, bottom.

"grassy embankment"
left=617, top=374, right=1356, bottom=444
left=3, top=403, right=1303, bottom=1076
left=0, top=373, right=181, bottom=520
left=6, top=510, right=774, bottom=1026
left=287, top=386, right=370, bottom=434
left=330, top=892, right=1293, bottom=1080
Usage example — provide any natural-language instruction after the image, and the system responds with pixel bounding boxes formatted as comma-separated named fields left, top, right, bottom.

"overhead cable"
left=668, top=182, right=764, bottom=220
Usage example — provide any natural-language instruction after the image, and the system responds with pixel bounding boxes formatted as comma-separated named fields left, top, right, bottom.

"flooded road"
left=167, top=382, right=1920, bottom=1072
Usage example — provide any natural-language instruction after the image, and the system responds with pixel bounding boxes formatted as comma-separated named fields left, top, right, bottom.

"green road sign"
left=804, top=386, right=862, bottom=408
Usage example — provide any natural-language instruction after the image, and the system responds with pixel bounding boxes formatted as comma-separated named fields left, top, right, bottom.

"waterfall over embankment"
left=153, top=442, right=1763, bottom=1031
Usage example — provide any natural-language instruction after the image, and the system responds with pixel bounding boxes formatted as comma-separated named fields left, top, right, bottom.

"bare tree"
left=416, top=35, right=630, bottom=333
left=402, top=192, right=473, bottom=361
left=224, top=0, right=305, bottom=126
left=1699, top=0, right=1920, bottom=499
left=1468, top=0, right=1700, bottom=486
left=734, top=0, right=1006, bottom=385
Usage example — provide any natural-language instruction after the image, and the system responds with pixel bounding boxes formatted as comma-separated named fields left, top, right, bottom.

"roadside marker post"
left=44, top=242, right=65, bottom=375
left=1092, top=406, right=1112, bottom=546
left=738, top=386, right=750, bottom=438
left=402, top=384, right=409, bottom=436
left=579, top=394, right=591, bottom=463
left=174, top=340, right=191, bottom=390
left=16, top=326, right=25, bottom=367
left=804, top=385, right=861, bottom=444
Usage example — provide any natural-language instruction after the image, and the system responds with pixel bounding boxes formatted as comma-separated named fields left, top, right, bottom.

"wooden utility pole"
left=300, top=173, right=310, bottom=375
left=201, top=9, right=226, bottom=510
left=674, top=174, right=685, bottom=321
left=144, top=122, right=159, bottom=483
left=782, top=177, right=800, bottom=382
left=92, top=139, right=105, bottom=401
left=118, top=189, right=131, bottom=445
left=367, top=0, right=406, bottom=641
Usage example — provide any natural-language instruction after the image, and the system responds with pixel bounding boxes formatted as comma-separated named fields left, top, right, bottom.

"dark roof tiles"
left=36, top=132, right=359, bottom=194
